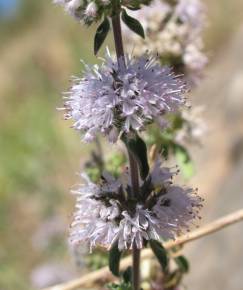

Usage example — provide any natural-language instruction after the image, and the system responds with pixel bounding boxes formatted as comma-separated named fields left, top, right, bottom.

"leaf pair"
left=94, top=10, right=145, bottom=55
left=109, top=240, right=168, bottom=276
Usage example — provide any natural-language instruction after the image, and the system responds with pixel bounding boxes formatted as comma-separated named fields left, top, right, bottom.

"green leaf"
left=173, top=144, right=195, bottom=179
left=107, top=281, right=132, bottom=290
left=122, top=133, right=149, bottom=180
left=122, top=266, right=132, bottom=283
left=121, top=9, right=145, bottom=39
left=175, top=255, right=190, bottom=273
left=149, top=240, right=168, bottom=271
left=164, top=270, right=183, bottom=289
left=94, top=17, right=110, bottom=55
left=109, top=242, right=122, bottom=277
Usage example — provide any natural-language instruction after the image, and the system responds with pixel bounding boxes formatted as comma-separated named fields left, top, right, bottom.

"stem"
left=111, top=6, right=140, bottom=199
left=111, top=13, right=126, bottom=69
left=128, top=151, right=140, bottom=198
left=132, top=246, right=141, bottom=290
left=111, top=7, right=141, bottom=290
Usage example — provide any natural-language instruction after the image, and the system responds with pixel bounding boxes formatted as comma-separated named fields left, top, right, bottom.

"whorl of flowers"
left=70, top=159, right=203, bottom=251
left=53, top=0, right=109, bottom=25
left=62, top=51, right=186, bottom=143
left=53, top=0, right=153, bottom=25
left=123, top=0, right=208, bottom=85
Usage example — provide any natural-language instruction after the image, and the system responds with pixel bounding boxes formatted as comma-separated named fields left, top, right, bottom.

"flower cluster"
left=53, top=0, right=153, bottom=25
left=123, top=0, right=208, bottom=85
left=70, top=159, right=203, bottom=251
left=53, top=0, right=111, bottom=25
left=62, top=51, right=186, bottom=143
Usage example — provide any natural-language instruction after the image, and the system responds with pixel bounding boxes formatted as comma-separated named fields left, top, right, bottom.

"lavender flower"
left=53, top=0, right=105, bottom=24
left=70, top=160, right=203, bottom=251
left=123, top=0, right=207, bottom=85
left=62, top=51, right=186, bottom=143
left=70, top=173, right=122, bottom=250
left=53, top=0, right=154, bottom=25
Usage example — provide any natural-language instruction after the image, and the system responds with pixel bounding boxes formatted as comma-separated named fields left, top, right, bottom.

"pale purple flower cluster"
left=63, top=51, right=186, bottom=143
left=53, top=0, right=102, bottom=24
left=70, top=160, right=203, bottom=251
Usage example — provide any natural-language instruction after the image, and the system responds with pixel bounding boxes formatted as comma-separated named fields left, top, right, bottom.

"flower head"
left=53, top=0, right=109, bottom=25
left=70, top=159, right=203, bottom=251
left=53, top=0, right=154, bottom=25
left=62, top=51, right=186, bottom=143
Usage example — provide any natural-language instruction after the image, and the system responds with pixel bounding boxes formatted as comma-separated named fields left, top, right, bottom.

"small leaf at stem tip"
left=174, top=255, right=190, bottom=273
left=149, top=240, right=168, bottom=271
left=109, top=242, right=122, bottom=277
left=121, top=132, right=149, bottom=180
left=121, top=9, right=145, bottom=39
left=94, top=17, right=110, bottom=55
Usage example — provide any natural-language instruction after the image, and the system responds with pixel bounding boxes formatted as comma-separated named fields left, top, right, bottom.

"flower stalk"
left=111, top=12, right=126, bottom=69
left=111, top=5, right=141, bottom=290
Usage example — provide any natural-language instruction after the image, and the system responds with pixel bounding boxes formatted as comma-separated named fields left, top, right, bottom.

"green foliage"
left=122, top=132, right=149, bottom=180
left=174, top=144, right=195, bottom=180
left=107, top=281, right=132, bottom=290
left=106, top=152, right=127, bottom=177
left=121, top=9, right=145, bottom=39
left=107, top=267, right=133, bottom=290
left=85, top=149, right=126, bottom=182
left=94, top=17, right=110, bottom=55
left=122, top=266, right=133, bottom=283
left=163, top=269, right=183, bottom=289
left=86, top=250, right=108, bottom=270
left=175, top=255, right=190, bottom=273
left=149, top=240, right=168, bottom=272
left=109, top=242, right=122, bottom=277
left=145, top=114, right=195, bottom=179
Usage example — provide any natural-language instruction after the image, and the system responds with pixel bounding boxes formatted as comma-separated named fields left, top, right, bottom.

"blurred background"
left=0, top=0, right=243, bottom=289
